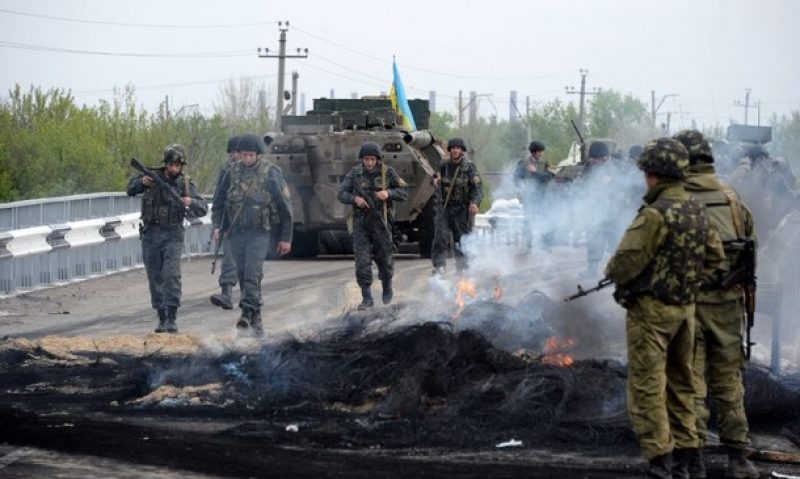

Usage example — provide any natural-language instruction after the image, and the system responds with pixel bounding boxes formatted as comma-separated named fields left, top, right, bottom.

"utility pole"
left=258, top=21, right=308, bottom=131
left=565, top=69, right=600, bottom=137
left=469, top=91, right=477, bottom=125
left=651, top=90, right=678, bottom=125
left=734, top=88, right=754, bottom=125
left=291, top=71, right=299, bottom=115
left=458, top=90, right=464, bottom=128
left=526, top=96, right=531, bottom=145
left=428, top=90, right=436, bottom=113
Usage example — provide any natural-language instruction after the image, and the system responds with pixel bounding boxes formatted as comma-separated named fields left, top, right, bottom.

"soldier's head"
left=628, top=144, right=644, bottom=161
left=673, top=130, right=713, bottom=165
left=745, top=144, right=769, bottom=161
left=162, top=144, right=187, bottom=176
left=238, top=133, right=266, bottom=167
left=358, top=142, right=382, bottom=172
left=447, top=137, right=467, bottom=161
left=637, top=138, right=689, bottom=186
left=529, top=140, right=545, bottom=159
left=226, top=135, right=241, bottom=161
left=588, top=141, right=609, bottom=160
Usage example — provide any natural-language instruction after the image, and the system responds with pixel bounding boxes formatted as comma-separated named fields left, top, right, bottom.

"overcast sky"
left=2, top=0, right=798, bottom=131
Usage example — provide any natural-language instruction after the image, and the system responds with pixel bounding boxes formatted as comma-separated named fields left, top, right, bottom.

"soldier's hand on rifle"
left=354, top=196, right=370, bottom=209
left=142, top=176, right=154, bottom=188
left=276, top=241, right=291, bottom=256
left=468, top=203, right=479, bottom=216
left=212, top=227, right=221, bottom=243
left=181, top=196, right=192, bottom=208
left=374, top=190, right=389, bottom=201
left=432, top=176, right=440, bottom=188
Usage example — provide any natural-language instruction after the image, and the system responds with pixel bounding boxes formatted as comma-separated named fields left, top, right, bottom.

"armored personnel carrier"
left=264, top=97, right=444, bottom=257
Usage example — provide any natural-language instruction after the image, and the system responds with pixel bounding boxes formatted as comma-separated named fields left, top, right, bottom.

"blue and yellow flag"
left=390, top=59, right=416, bottom=131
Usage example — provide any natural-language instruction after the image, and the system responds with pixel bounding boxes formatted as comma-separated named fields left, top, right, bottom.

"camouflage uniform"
left=676, top=130, right=760, bottom=478
left=210, top=154, right=239, bottom=309
left=337, top=149, right=408, bottom=308
left=513, top=155, right=554, bottom=250
left=211, top=135, right=293, bottom=336
left=432, top=154, right=483, bottom=272
left=605, top=138, right=725, bottom=470
left=126, top=145, right=208, bottom=333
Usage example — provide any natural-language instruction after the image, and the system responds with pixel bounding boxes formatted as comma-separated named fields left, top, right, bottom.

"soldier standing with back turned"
left=431, top=137, right=483, bottom=274
left=605, top=138, right=725, bottom=479
left=674, top=130, right=760, bottom=479
left=210, top=135, right=240, bottom=310
left=127, top=144, right=208, bottom=333
left=211, top=133, right=293, bottom=337
left=337, top=141, right=408, bottom=309
left=513, top=140, right=555, bottom=251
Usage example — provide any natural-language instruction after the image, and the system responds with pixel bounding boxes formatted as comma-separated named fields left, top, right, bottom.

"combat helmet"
left=163, top=144, right=187, bottom=164
left=447, top=137, right=467, bottom=151
left=588, top=141, right=609, bottom=159
left=673, top=130, right=713, bottom=164
left=528, top=140, right=546, bottom=153
left=238, top=133, right=267, bottom=154
left=637, top=138, right=689, bottom=179
left=358, top=141, right=382, bottom=159
left=226, top=135, right=241, bottom=154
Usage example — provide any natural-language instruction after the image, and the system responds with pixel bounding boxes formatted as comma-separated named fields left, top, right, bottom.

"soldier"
left=604, top=138, right=725, bottom=479
left=431, top=137, right=483, bottom=274
left=211, top=133, right=293, bottom=337
left=674, top=130, right=760, bottom=479
left=583, top=141, right=619, bottom=277
left=126, top=144, right=208, bottom=333
left=513, top=140, right=555, bottom=250
left=629, top=144, right=644, bottom=162
left=210, top=135, right=240, bottom=310
left=337, top=141, right=408, bottom=309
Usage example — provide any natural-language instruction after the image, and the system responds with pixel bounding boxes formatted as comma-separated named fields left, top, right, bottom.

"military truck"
left=264, top=97, right=445, bottom=257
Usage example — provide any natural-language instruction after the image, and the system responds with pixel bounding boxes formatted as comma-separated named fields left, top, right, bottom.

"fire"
left=492, top=274, right=503, bottom=301
left=451, top=278, right=478, bottom=320
left=541, top=336, right=576, bottom=367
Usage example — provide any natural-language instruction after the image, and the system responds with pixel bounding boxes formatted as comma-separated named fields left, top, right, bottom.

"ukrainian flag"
left=390, top=59, right=416, bottom=131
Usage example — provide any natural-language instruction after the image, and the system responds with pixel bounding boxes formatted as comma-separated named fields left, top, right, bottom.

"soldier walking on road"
left=127, top=144, right=208, bottom=333
left=431, top=137, right=483, bottom=274
left=675, top=130, right=760, bottom=479
left=513, top=140, right=555, bottom=251
left=211, top=133, right=293, bottom=337
left=210, top=135, right=241, bottom=310
left=604, top=138, right=725, bottom=479
left=337, top=141, right=408, bottom=310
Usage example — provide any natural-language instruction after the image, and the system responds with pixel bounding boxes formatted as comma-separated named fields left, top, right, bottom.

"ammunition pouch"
left=613, top=287, right=636, bottom=309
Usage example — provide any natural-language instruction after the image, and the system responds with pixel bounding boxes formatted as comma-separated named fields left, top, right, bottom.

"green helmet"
left=673, top=130, right=713, bottom=164
left=163, top=144, right=187, bottom=164
left=447, top=137, right=467, bottom=151
left=637, top=138, right=689, bottom=179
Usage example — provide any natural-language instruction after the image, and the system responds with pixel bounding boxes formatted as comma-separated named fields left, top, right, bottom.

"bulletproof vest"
left=353, top=165, right=393, bottom=212
left=141, top=170, right=186, bottom=227
left=441, top=161, right=473, bottom=206
left=688, top=186, right=746, bottom=263
left=225, top=159, right=275, bottom=231
left=629, top=197, right=709, bottom=305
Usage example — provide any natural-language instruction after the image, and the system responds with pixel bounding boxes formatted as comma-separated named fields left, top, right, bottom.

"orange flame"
left=451, top=278, right=478, bottom=320
left=492, top=274, right=503, bottom=301
left=541, top=336, right=576, bottom=367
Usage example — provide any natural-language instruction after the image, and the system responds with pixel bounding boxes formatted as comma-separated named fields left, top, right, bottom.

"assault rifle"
left=571, top=119, right=585, bottom=146
left=210, top=211, right=225, bottom=275
left=352, top=179, right=390, bottom=232
left=130, top=157, right=194, bottom=218
left=719, top=238, right=757, bottom=360
left=563, top=278, right=613, bottom=302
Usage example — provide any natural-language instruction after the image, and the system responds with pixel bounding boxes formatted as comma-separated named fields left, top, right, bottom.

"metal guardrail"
left=0, top=193, right=211, bottom=296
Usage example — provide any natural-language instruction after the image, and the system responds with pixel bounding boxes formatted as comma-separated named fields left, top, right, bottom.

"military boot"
left=164, top=306, right=178, bottom=334
left=358, top=287, right=374, bottom=310
left=210, top=285, right=233, bottom=310
left=154, top=308, right=168, bottom=333
left=647, top=453, right=673, bottom=479
left=688, top=448, right=706, bottom=479
left=725, top=448, right=759, bottom=479
left=250, top=310, right=264, bottom=338
left=236, top=310, right=251, bottom=336
left=672, top=448, right=697, bottom=479
left=381, top=278, right=393, bottom=305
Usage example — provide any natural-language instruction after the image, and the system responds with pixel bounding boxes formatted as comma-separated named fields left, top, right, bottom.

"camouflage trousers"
left=352, top=215, right=393, bottom=288
left=432, top=204, right=472, bottom=271
left=229, top=229, right=270, bottom=314
left=693, top=299, right=750, bottom=449
left=218, top=236, right=238, bottom=288
left=626, top=295, right=698, bottom=460
left=141, top=225, right=185, bottom=310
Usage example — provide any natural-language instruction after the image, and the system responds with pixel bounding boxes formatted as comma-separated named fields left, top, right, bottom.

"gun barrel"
left=403, top=130, right=435, bottom=149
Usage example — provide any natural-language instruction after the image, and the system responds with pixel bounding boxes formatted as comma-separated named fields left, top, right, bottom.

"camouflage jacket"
left=126, top=168, right=208, bottom=228
left=605, top=182, right=725, bottom=307
left=211, top=158, right=293, bottom=243
left=684, top=163, right=755, bottom=303
left=337, top=163, right=408, bottom=221
left=438, top=158, right=483, bottom=208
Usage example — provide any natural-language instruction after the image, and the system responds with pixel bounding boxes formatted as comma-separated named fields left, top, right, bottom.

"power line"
left=74, top=74, right=277, bottom=95
left=0, top=7, right=277, bottom=28
left=0, top=40, right=251, bottom=58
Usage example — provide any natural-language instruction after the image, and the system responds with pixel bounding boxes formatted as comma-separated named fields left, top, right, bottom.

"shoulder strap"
left=720, top=181, right=745, bottom=239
